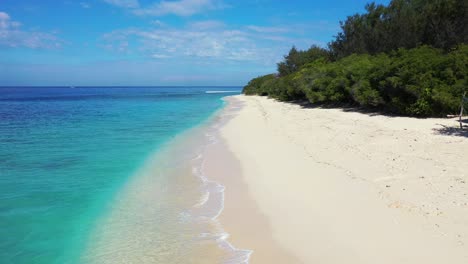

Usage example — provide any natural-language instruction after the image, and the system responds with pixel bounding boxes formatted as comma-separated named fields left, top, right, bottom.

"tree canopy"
left=277, top=45, right=329, bottom=77
left=329, top=0, right=467, bottom=59
left=243, top=0, right=468, bottom=117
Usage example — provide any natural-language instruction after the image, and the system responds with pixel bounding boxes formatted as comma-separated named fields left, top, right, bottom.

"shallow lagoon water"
left=0, top=87, right=243, bottom=263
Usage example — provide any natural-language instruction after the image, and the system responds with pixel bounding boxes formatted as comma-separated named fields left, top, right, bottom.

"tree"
left=277, top=45, right=329, bottom=77
left=328, top=0, right=468, bottom=59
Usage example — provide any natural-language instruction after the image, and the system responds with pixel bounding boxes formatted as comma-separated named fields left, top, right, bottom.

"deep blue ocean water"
left=0, top=87, right=240, bottom=264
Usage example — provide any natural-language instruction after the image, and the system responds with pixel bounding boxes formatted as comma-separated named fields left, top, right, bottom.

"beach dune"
left=206, top=95, right=468, bottom=264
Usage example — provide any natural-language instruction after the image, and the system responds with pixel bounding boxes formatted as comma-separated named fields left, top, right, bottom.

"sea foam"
left=81, top=95, right=251, bottom=264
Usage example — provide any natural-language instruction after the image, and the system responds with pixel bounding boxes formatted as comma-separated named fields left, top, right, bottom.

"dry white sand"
left=205, top=95, right=468, bottom=264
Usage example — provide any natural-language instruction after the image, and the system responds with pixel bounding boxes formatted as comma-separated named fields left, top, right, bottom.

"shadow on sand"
left=290, top=100, right=384, bottom=117
left=283, top=99, right=468, bottom=138
left=433, top=119, right=468, bottom=138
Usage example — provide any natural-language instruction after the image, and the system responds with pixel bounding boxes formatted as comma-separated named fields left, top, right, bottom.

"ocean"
left=0, top=87, right=249, bottom=263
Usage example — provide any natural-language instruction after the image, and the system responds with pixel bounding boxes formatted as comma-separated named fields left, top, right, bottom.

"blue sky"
left=0, top=0, right=389, bottom=86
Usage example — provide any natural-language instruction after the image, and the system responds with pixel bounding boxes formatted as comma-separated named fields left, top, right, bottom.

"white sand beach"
left=205, top=95, right=468, bottom=264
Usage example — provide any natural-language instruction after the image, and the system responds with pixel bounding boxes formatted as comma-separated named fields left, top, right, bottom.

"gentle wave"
left=191, top=122, right=252, bottom=264
left=205, top=91, right=239, bottom=94
left=81, top=104, right=252, bottom=264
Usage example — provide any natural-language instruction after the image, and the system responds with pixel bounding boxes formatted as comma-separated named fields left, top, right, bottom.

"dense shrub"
left=242, top=74, right=276, bottom=96
left=243, top=45, right=468, bottom=117
left=243, top=0, right=467, bottom=117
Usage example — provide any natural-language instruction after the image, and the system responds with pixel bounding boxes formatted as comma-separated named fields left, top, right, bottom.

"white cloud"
left=101, top=21, right=311, bottom=65
left=151, top=20, right=165, bottom=27
left=104, top=28, right=253, bottom=60
left=151, top=53, right=170, bottom=59
left=80, top=2, right=91, bottom=9
left=246, top=25, right=290, bottom=33
left=133, top=0, right=227, bottom=16
left=101, top=0, right=227, bottom=17
left=0, top=11, right=62, bottom=49
left=103, top=0, right=140, bottom=8
left=0, top=12, right=10, bottom=26
left=188, top=20, right=225, bottom=30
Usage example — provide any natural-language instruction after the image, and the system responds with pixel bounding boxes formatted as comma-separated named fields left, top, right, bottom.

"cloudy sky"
left=0, top=0, right=389, bottom=86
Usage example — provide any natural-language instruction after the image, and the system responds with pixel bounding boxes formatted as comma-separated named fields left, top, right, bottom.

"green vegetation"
left=243, top=0, right=468, bottom=117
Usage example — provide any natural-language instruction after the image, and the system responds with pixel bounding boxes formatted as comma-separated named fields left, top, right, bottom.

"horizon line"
left=0, top=85, right=244, bottom=88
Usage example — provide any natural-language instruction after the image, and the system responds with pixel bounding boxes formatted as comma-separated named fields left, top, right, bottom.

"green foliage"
left=243, top=0, right=467, bottom=117
left=277, top=45, right=329, bottom=77
left=242, top=74, right=276, bottom=96
left=243, top=45, right=468, bottom=117
left=329, top=0, right=467, bottom=59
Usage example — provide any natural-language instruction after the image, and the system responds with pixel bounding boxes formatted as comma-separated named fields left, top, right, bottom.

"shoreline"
left=81, top=97, right=251, bottom=263
left=207, top=95, right=468, bottom=263
left=203, top=97, right=300, bottom=263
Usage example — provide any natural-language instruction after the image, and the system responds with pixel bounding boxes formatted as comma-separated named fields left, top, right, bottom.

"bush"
left=242, top=74, right=276, bottom=96
left=243, top=45, right=468, bottom=117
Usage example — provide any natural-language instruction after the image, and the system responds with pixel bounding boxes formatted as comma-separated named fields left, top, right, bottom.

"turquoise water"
left=0, top=87, right=240, bottom=264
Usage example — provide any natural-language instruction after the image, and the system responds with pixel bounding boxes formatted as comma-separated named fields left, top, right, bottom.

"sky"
left=0, top=0, right=389, bottom=86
